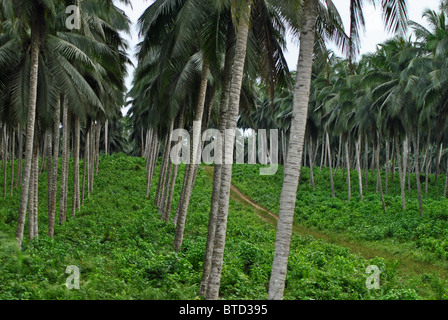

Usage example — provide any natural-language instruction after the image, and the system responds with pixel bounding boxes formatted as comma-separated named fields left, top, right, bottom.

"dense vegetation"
left=2, top=0, right=448, bottom=301
left=1, top=154, right=446, bottom=300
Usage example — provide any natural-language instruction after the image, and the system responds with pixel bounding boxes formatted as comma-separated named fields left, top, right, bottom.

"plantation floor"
left=1, top=155, right=446, bottom=300
left=202, top=166, right=448, bottom=282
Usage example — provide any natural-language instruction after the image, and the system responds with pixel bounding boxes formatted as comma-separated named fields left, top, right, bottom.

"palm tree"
left=268, top=0, right=408, bottom=300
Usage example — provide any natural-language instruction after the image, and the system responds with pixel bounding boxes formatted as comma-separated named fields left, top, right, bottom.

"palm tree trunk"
left=59, top=103, right=70, bottom=225
left=308, top=136, right=315, bottom=190
left=334, top=135, right=342, bottom=175
left=345, top=136, right=351, bottom=201
left=435, top=142, right=442, bottom=183
left=155, top=134, right=170, bottom=207
left=32, top=132, right=39, bottom=239
left=385, top=140, right=389, bottom=195
left=163, top=113, right=186, bottom=222
left=48, top=96, right=61, bottom=237
left=159, top=120, right=175, bottom=215
left=72, top=116, right=80, bottom=216
left=3, top=124, right=8, bottom=198
left=46, top=130, right=53, bottom=208
left=82, top=126, right=90, bottom=205
left=326, top=132, right=335, bottom=198
left=16, top=30, right=40, bottom=248
left=95, top=120, right=101, bottom=174
left=375, top=134, right=386, bottom=212
left=89, top=121, right=95, bottom=193
left=200, top=40, right=233, bottom=296
left=364, top=135, right=369, bottom=189
left=412, top=131, right=423, bottom=216
left=395, top=136, right=406, bottom=211
left=10, top=129, right=15, bottom=196
left=267, top=0, right=317, bottom=301
left=444, top=159, right=448, bottom=197
left=174, top=61, right=210, bottom=252
left=16, top=123, right=23, bottom=188
left=104, top=119, right=109, bottom=155
left=205, top=8, right=251, bottom=299
left=355, top=134, right=363, bottom=200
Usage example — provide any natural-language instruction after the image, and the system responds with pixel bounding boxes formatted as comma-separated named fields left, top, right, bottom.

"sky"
left=116, top=0, right=442, bottom=113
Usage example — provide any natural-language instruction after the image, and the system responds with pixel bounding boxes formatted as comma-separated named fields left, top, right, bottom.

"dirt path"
left=201, top=166, right=448, bottom=279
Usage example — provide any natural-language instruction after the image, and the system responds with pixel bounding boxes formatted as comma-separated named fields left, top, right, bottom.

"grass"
left=0, top=154, right=446, bottom=300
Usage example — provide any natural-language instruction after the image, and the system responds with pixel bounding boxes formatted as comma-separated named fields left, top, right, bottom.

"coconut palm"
left=268, top=0, right=408, bottom=300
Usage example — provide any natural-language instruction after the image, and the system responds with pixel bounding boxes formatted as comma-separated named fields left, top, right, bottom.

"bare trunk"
left=267, top=0, right=317, bottom=301
left=48, top=96, right=61, bottom=237
left=59, top=103, right=70, bottom=224
left=10, top=129, right=15, bottom=195
left=375, top=134, right=386, bottom=212
left=72, top=116, right=80, bottom=216
left=345, top=136, right=351, bottom=201
left=104, top=119, right=109, bottom=155
left=174, top=61, right=210, bottom=252
left=395, top=137, right=406, bottom=211
left=16, top=30, right=40, bottom=248
left=355, top=134, right=363, bottom=200
left=326, top=132, right=335, bottom=198
left=200, top=39, right=233, bottom=296
left=308, top=136, right=315, bottom=190
left=412, top=131, right=423, bottom=216
left=205, top=9, right=251, bottom=300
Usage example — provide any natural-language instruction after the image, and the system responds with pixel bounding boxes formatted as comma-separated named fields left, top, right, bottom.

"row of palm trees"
left=0, top=0, right=131, bottom=247
left=241, top=5, right=448, bottom=218
left=130, top=0, right=410, bottom=300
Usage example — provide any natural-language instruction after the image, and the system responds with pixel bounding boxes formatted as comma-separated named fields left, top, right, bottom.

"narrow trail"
left=201, top=166, right=448, bottom=280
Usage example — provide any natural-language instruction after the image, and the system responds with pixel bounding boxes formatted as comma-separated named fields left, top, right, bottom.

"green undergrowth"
left=232, top=164, right=448, bottom=291
left=0, top=154, right=446, bottom=299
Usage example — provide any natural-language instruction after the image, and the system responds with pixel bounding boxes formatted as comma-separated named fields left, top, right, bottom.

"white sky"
left=116, top=0, right=442, bottom=113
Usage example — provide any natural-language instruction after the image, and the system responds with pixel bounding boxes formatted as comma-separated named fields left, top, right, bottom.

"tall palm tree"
left=268, top=0, right=408, bottom=300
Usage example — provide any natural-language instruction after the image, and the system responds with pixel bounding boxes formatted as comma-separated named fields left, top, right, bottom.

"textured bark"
left=395, top=137, right=406, bottom=210
left=206, top=6, right=250, bottom=300
left=159, top=120, right=175, bottom=215
left=16, top=123, right=23, bottom=188
left=89, top=122, right=95, bottom=193
left=163, top=113, right=186, bottom=222
left=174, top=61, right=210, bottom=252
left=385, top=140, right=390, bottom=195
left=146, top=130, right=159, bottom=199
left=355, top=134, right=363, bottom=200
left=72, top=116, right=80, bottom=217
left=424, top=134, right=431, bottom=194
left=444, top=160, right=448, bottom=197
left=326, top=132, right=335, bottom=198
left=32, top=133, right=39, bottom=239
left=412, top=131, right=424, bottom=216
left=308, top=137, right=315, bottom=190
left=267, top=0, right=317, bottom=300
left=375, top=135, right=386, bottom=212
left=10, top=129, right=15, bottom=195
left=335, top=135, right=342, bottom=175
left=435, top=142, right=442, bottom=183
left=16, top=30, right=40, bottom=248
left=48, top=96, right=61, bottom=238
left=2, top=124, right=7, bottom=198
left=200, top=42, right=233, bottom=296
left=155, top=134, right=170, bottom=207
left=95, top=121, right=101, bottom=174
left=345, top=137, right=351, bottom=201
left=363, top=136, right=369, bottom=189
left=46, top=130, right=53, bottom=209
left=59, top=103, right=70, bottom=225
left=81, top=127, right=90, bottom=205
left=104, top=119, right=109, bottom=155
